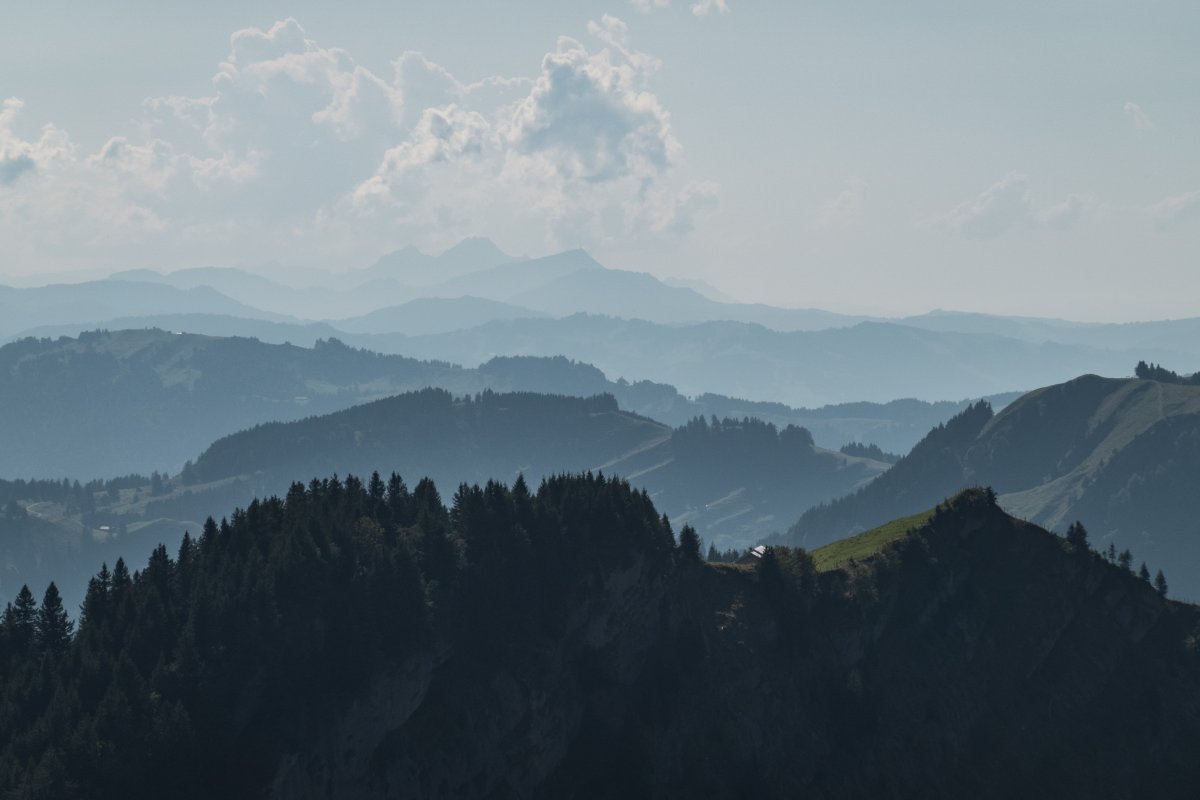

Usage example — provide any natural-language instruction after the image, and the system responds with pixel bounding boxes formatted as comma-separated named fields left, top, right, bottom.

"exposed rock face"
left=271, top=493, right=1200, bottom=799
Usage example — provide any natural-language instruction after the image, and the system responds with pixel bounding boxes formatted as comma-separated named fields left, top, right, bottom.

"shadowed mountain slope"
left=780, top=374, right=1200, bottom=597
left=173, top=389, right=885, bottom=551
left=1, top=485, right=1197, bottom=798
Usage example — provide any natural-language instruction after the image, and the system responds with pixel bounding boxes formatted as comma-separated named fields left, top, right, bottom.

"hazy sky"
left=1, top=1, right=1197, bottom=320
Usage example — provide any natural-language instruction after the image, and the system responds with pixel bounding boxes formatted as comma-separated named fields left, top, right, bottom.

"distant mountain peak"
left=539, top=248, right=604, bottom=270
left=369, top=245, right=430, bottom=269
left=439, top=236, right=512, bottom=263
left=362, top=238, right=518, bottom=287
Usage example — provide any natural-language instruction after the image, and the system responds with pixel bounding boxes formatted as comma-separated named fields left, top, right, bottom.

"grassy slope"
left=999, top=378, right=1200, bottom=528
left=811, top=508, right=934, bottom=571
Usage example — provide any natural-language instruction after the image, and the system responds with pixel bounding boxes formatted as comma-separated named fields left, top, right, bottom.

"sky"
left=1, top=0, right=1197, bottom=321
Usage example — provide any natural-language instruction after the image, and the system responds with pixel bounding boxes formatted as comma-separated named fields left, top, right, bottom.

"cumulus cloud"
left=352, top=14, right=707, bottom=250
left=0, top=98, right=168, bottom=264
left=0, top=16, right=714, bottom=270
left=1147, top=189, right=1200, bottom=229
left=929, top=173, right=1093, bottom=237
left=505, top=19, right=673, bottom=182
left=1123, top=101, right=1154, bottom=132
left=0, top=98, right=73, bottom=185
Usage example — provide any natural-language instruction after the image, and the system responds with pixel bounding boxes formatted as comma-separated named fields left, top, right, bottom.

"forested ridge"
left=2, top=480, right=1199, bottom=798
left=0, top=471, right=676, bottom=797
left=135, top=390, right=879, bottom=555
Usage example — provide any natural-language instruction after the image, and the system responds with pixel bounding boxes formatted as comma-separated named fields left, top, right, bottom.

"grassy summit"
left=811, top=508, right=935, bottom=571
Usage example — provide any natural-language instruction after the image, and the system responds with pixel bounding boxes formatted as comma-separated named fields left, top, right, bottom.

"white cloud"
left=1036, top=193, right=1096, bottom=230
left=932, top=172, right=1032, bottom=238
left=929, top=173, right=1094, bottom=237
left=0, top=15, right=710, bottom=271
left=0, top=98, right=73, bottom=185
left=1123, top=101, right=1154, bottom=132
left=691, top=0, right=730, bottom=16
left=628, top=0, right=729, bottom=16
left=631, top=0, right=671, bottom=12
left=505, top=19, right=672, bottom=183
left=815, top=178, right=867, bottom=230
left=0, top=99, right=168, bottom=265
left=0, top=16, right=714, bottom=271
left=639, top=179, right=719, bottom=236
left=1147, top=189, right=1200, bottom=229
left=352, top=15, right=707, bottom=251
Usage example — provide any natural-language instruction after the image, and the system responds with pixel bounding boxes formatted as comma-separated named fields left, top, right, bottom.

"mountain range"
left=0, top=329, right=1005, bottom=480
left=11, top=309, right=1156, bottom=408
left=777, top=373, right=1200, bottom=598
left=9, top=238, right=1200, bottom=410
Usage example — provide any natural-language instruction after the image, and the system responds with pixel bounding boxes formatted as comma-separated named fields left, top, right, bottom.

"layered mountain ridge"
left=779, top=373, right=1200, bottom=597
left=0, top=329, right=994, bottom=479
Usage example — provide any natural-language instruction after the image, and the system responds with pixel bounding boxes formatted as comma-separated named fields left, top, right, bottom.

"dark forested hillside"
left=1, top=482, right=1197, bottom=798
left=165, top=390, right=883, bottom=552
left=780, top=373, right=1200, bottom=598
left=187, top=389, right=661, bottom=489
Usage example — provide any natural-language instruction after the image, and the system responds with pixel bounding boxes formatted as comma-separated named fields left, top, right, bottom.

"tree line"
left=0, top=470, right=687, bottom=797
left=1135, top=361, right=1200, bottom=385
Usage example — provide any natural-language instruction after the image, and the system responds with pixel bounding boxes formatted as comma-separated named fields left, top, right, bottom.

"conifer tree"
left=1154, top=570, right=1168, bottom=597
left=1065, top=521, right=1088, bottom=549
left=1118, top=549, right=1133, bottom=571
left=1138, top=562, right=1151, bottom=583
left=368, top=471, right=385, bottom=504
left=34, top=583, right=72, bottom=655
left=7, top=585, right=37, bottom=653
left=80, top=564, right=112, bottom=627
left=678, top=525, right=701, bottom=561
